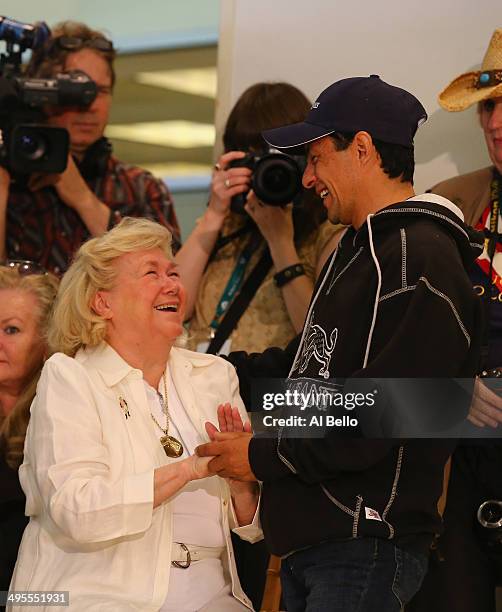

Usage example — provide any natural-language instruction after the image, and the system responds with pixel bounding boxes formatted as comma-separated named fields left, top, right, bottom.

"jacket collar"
left=75, top=343, right=141, bottom=387
left=406, top=193, right=464, bottom=222
left=350, top=192, right=484, bottom=267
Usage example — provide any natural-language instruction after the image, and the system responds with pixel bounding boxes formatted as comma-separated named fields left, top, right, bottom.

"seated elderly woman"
left=0, top=262, right=58, bottom=594
left=10, top=218, right=260, bottom=611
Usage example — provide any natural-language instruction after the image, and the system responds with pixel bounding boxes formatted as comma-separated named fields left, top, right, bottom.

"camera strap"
left=206, top=244, right=272, bottom=355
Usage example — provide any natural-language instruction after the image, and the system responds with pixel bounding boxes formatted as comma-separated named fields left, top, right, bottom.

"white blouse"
left=144, top=368, right=229, bottom=610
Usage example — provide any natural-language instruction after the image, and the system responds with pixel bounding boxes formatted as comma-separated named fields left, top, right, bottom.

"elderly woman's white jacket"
left=9, top=343, right=262, bottom=611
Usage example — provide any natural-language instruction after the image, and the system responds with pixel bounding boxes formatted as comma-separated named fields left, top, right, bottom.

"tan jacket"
left=431, top=166, right=493, bottom=227
left=9, top=344, right=261, bottom=611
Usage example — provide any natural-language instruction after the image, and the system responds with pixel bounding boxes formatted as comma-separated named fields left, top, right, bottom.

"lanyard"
left=209, top=235, right=261, bottom=332
left=488, top=173, right=500, bottom=249
left=484, top=170, right=502, bottom=263
left=480, top=169, right=502, bottom=370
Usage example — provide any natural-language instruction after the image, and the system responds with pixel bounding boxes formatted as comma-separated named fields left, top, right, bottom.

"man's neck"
left=70, top=149, right=86, bottom=163
left=70, top=141, right=94, bottom=163
left=352, top=181, right=415, bottom=229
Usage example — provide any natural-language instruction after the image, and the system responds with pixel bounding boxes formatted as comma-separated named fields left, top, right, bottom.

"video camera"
left=0, top=16, right=97, bottom=174
left=228, top=148, right=305, bottom=213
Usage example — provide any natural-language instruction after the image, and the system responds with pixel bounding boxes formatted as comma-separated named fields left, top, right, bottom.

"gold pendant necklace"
left=150, top=372, right=184, bottom=458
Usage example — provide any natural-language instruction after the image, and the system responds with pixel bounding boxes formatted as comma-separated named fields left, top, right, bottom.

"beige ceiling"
left=107, top=45, right=217, bottom=179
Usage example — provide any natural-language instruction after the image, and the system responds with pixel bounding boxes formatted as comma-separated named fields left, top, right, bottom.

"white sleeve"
left=23, top=355, right=154, bottom=545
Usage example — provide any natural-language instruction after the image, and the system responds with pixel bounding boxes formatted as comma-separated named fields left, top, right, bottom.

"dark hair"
left=223, top=82, right=326, bottom=241
left=26, top=21, right=116, bottom=88
left=224, top=82, right=311, bottom=152
left=330, top=132, right=415, bottom=184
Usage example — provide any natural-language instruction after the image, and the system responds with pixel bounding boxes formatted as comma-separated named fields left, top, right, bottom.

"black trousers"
left=231, top=533, right=269, bottom=611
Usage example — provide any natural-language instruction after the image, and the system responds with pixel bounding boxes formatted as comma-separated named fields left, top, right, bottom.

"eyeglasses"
left=0, top=260, right=48, bottom=275
left=48, top=35, right=114, bottom=55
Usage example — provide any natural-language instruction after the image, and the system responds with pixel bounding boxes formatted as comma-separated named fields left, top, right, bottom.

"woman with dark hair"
left=186, top=82, right=343, bottom=354
left=0, top=263, right=59, bottom=598
left=183, top=82, right=343, bottom=610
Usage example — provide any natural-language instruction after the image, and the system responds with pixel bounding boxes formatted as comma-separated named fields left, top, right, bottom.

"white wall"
left=217, top=0, right=497, bottom=193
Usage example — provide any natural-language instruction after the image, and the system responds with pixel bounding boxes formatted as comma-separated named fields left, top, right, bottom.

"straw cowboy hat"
left=439, top=28, right=502, bottom=111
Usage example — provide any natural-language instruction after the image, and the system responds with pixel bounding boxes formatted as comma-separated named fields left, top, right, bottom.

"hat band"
left=475, top=69, right=502, bottom=89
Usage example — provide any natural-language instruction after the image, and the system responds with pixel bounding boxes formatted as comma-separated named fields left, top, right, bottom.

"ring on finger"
left=224, top=178, right=231, bottom=189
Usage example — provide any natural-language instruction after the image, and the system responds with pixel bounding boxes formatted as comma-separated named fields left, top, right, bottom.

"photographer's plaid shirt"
left=5, top=140, right=181, bottom=275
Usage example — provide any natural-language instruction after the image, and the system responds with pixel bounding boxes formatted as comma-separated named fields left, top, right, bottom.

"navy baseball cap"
left=262, top=75, right=427, bottom=150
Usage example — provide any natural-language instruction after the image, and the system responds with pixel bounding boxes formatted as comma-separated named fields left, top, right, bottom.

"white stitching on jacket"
left=276, top=428, right=297, bottom=474
left=326, top=247, right=364, bottom=295
left=377, top=207, right=470, bottom=241
left=363, top=215, right=382, bottom=368
left=419, top=276, right=471, bottom=347
left=379, top=286, right=417, bottom=302
left=353, top=495, right=363, bottom=538
left=400, top=228, right=407, bottom=289
left=320, top=484, right=357, bottom=517
left=382, top=446, right=404, bottom=539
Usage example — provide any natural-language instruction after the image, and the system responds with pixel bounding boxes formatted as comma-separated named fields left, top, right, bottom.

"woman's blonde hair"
left=0, top=267, right=59, bottom=469
left=49, top=217, right=174, bottom=357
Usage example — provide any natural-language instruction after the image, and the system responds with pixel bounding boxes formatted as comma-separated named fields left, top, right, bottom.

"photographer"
left=408, top=28, right=502, bottom=612
left=0, top=21, right=180, bottom=275
left=183, top=82, right=342, bottom=610
left=186, top=82, right=343, bottom=354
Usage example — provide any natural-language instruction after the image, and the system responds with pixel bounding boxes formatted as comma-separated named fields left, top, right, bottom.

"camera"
left=477, top=500, right=502, bottom=551
left=0, top=16, right=97, bottom=174
left=228, top=149, right=305, bottom=213
left=478, top=500, right=502, bottom=533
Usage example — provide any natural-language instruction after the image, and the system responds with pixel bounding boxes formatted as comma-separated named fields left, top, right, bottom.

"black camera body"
left=228, top=149, right=305, bottom=213
left=0, top=16, right=97, bottom=175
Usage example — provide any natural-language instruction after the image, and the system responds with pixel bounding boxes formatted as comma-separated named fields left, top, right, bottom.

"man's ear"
left=353, top=131, right=376, bottom=167
left=91, top=291, right=113, bottom=320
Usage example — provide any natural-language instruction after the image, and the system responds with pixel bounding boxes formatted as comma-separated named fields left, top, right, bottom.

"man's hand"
left=29, top=154, right=110, bottom=235
left=196, top=431, right=257, bottom=481
left=29, top=154, right=94, bottom=209
left=468, top=376, right=502, bottom=428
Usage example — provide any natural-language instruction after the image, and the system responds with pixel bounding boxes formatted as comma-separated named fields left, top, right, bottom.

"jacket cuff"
left=249, top=436, right=293, bottom=482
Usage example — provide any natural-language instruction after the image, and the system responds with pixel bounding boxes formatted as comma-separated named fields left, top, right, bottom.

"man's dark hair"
left=330, top=132, right=415, bottom=184
left=26, top=21, right=116, bottom=88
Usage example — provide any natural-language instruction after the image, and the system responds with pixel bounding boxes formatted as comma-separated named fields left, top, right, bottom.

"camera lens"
left=16, top=130, right=47, bottom=161
left=478, top=500, right=502, bottom=528
left=253, top=154, right=303, bottom=206
left=262, top=165, right=290, bottom=192
left=10, top=124, right=69, bottom=174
